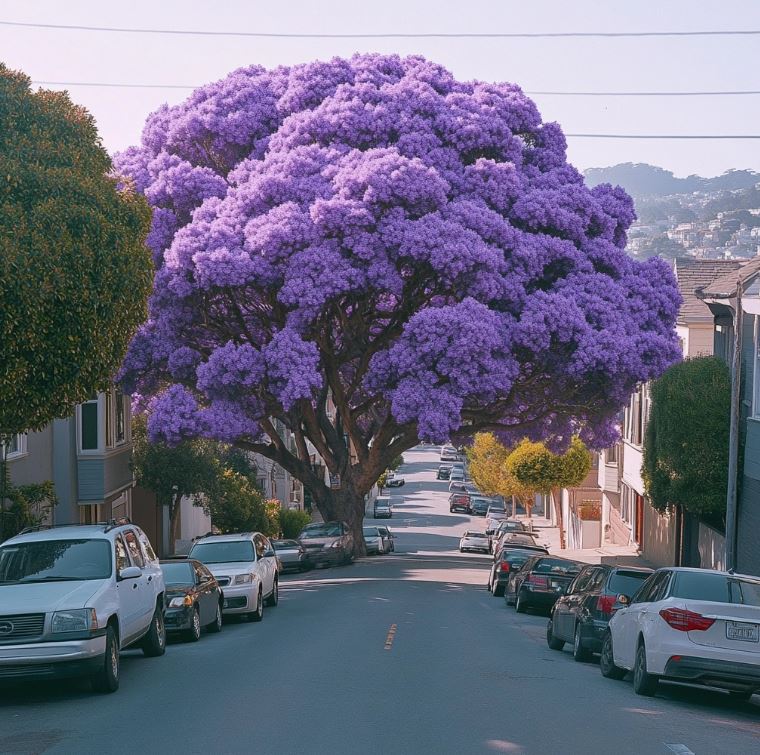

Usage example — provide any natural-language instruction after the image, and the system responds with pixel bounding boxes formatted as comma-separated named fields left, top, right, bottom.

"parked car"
left=386, top=474, right=405, bottom=488
left=459, top=531, right=491, bottom=553
left=449, top=493, right=472, bottom=513
left=188, top=533, right=278, bottom=622
left=437, top=465, right=452, bottom=480
left=547, top=564, right=652, bottom=661
left=449, top=470, right=465, bottom=483
left=485, top=509, right=509, bottom=534
left=297, top=521, right=355, bottom=567
left=271, top=539, right=310, bottom=573
left=470, top=496, right=494, bottom=516
left=493, top=540, right=549, bottom=561
left=0, top=520, right=166, bottom=693
left=492, top=531, right=543, bottom=555
left=440, top=446, right=460, bottom=462
left=487, top=547, right=537, bottom=597
left=600, top=567, right=760, bottom=700
left=160, top=559, right=224, bottom=642
left=491, top=520, right=527, bottom=549
left=505, top=556, right=583, bottom=613
left=449, top=482, right=479, bottom=495
left=374, top=497, right=392, bottom=518
left=363, top=526, right=392, bottom=555
left=376, top=526, right=395, bottom=552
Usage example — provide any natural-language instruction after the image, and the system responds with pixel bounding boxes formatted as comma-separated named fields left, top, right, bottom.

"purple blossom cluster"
left=115, top=54, right=680, bottom=447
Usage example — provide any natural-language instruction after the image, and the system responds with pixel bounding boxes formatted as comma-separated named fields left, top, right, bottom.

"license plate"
left=726, top=621, right=759, bottom=642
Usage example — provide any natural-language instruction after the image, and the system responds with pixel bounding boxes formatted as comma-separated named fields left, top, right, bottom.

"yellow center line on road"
left=384, top=623, right=398, bottom=651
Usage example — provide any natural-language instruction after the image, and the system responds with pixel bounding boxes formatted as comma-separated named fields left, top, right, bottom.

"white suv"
left=601, top=567, right=760, bottom=700
left=0, top=520, right=166, bottom=693
left=188, top=533, right=278, bottom=622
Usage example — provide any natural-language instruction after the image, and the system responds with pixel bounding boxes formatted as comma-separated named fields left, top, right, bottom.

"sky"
left=1, top=0, right=759, bottom=177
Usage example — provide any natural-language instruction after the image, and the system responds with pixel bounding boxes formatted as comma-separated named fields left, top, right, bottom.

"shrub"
left=279, top=509, right=312, bottom=539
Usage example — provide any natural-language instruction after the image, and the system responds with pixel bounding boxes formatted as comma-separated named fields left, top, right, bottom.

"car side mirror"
left=615, top=593, right=630, bottom=607
left=119, top=566, right=142, bottom=580
left=263, top=549, right=275, bottom=558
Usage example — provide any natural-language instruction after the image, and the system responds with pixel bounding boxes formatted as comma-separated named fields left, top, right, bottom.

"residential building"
left=699, top=255, right=760, bottom=576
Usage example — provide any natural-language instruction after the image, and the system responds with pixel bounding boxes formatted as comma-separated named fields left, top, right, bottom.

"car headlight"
left=168, top=595, right=193, bottom=608
left=234, top=573, right=253, bottom=584
left=328, top=540, right=342, bottom=549
left=51, top=608, right=98, bottom=633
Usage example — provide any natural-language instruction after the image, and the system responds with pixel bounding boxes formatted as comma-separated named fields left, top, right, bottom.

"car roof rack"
left=16, top=517, right=133, bottom=536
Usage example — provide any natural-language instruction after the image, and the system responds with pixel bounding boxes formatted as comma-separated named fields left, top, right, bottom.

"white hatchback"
left=601, top=567, right=760, bottom=700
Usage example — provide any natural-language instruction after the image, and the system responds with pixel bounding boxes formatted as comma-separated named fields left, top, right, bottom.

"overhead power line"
left=31, top=80, right=760, bottom=97
left=4, top=20, right=760, bottom=38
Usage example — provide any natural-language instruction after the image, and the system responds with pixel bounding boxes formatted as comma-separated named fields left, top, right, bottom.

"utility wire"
left=31, top=80, right=760, bottom=97
left=4, top=20, right=760, bottom=38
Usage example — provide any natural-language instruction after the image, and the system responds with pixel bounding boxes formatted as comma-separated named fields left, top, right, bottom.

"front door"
left=115, top=535, right=144, bottom=643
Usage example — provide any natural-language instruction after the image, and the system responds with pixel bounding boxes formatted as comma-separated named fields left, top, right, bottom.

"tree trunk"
left=311, top=481, right=368, bottom=557
left=169, top=494, right=182, bottom=555
left=511, top=495, right=516, bottom=518
left=551, top=489, right=566, bottom=549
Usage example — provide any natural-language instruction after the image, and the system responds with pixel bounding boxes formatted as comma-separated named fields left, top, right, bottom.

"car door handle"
left=147, top=575, right=153, bottom=582
left=132, top=583, right=138, bottom=589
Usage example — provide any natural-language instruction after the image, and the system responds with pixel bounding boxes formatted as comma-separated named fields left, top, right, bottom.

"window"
left=80, top=400, right=99, bottom=451
left=123, top=531, right=144, bottom=568
left=1, top=433, right=26, bottom=459
left=105, top=390, right=114, bottom=447
left=605, top=444, right=619, bottom=464
left=115, top=536, right=130, bottom=572
left=115, top=389, right=126, bottom=444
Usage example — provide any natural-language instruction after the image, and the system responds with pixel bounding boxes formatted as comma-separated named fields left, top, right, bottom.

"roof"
left=697, top=255, right=760, bottom=299
left=673, top=258, right=748, bottom=323
left=4, top=525, right=119, bottom=543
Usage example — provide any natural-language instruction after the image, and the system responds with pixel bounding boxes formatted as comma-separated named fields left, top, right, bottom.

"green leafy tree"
left=0, top=466, right=57, bottom=542
left=506, top=437, right=592, bottom=547
left=131, top=415, right=220, bottom=552
left=279, top=509, right=312, bottom=539
left=643, top=357, right=730, bottom=521
left=0, top=65, right=152, bottom=436
left=203, top=469, right=269, bottom=535
left=0, top=66, right=151, bottom=540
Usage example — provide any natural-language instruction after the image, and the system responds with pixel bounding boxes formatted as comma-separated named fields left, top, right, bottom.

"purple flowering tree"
left=116, top=54, right=680, bottom=550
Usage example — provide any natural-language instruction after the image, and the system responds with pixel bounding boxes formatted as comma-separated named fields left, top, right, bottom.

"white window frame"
left=2, top=433, right=27, bottom=460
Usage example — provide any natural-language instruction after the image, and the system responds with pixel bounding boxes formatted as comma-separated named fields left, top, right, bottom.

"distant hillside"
left=584, top=163, right=760, bottom=198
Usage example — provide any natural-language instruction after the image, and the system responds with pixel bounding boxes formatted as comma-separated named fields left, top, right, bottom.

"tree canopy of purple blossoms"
left=116, top=53, right=680, bottom=531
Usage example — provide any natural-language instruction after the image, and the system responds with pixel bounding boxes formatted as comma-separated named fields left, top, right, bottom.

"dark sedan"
left=469, top=496, right=493, bottom=516
left=547, top=564, right=653, bottom=660
left=505, top=556, right=583, bottom=614
left=487, top=547, right=537, bottom=597
left=272, top=539, right=310, bottom=573
left=437, top=465, right=452, bottom=480
left=160, top=559, right=224, bottom=641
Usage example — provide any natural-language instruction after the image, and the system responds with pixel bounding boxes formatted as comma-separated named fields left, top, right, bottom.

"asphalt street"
left=1, top=446, right=759, bottom=755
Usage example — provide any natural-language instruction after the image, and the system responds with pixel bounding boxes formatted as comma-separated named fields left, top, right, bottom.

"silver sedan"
left=459, top=531, right=491, bottom=553
left=272, top=539, right=310, bottom=572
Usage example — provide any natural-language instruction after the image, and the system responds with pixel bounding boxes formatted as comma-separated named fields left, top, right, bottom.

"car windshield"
left=272, top=540, right=299, bottom=549
left=534, top=558, right=581, bottom=575
left=609, top=571, right=651, bottom=595
left=160, top=562, right=194, bottom=585
left=189, top=541, right=254, bottom=564
left=0, top=539, right=112, bottom=583
left=300, top=524, right=343, bottom=538
left=671, top=571, right=760, bottom=606
left=464, top=532, right=487, bottom=538
left=363, top=528, right=379, bottom=537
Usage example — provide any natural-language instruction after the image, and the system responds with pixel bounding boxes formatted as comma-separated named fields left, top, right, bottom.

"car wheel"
left=141, top=603, right=166, bottom=657
left=546, top=619, right=565, bottom=651
left=184, top=606, right=202, bottom=643
left=633, top=642, right=658, bottom=697
left=505, top=590, right=515, bottom=607
left=265, top=577, right=279, bottom=607
left=600, top=632, right=626, bottom=680
left=250, top=588, right=264, bottom=622
left=515, top=591, right=528, bottom=613
left=572, top=623, right=592, bottom=662
left=91, top=625, right=119, bottom=693
left=207, top=602, right=223, bottom=633
left=729, top=690, right=755, bottom=702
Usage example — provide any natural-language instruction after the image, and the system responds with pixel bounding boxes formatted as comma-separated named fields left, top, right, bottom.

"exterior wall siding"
left=6, top=427, right=53, bottom=487
left=103, top=448, right=134, bottom=498
left=698, top=523, right=726, bottom=571
left=77, top=459, right=105, bottom=501
left=642, top=501, right=676, bottom=568
left=737, top=474, right=760, bottom=577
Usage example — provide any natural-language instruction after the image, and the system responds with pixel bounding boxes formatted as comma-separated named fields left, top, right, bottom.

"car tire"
left=141, top=603, right=166, bottom=657
left=515, top=591, right=528, bottom=614
left=729, top=690, right=755, bottom=702
left=600, top=632, right=626, bottom=680
left=546, top=619, right=565, bottom=651
left=207, top=602, right=223, bottom=633
left=184, top=606, right=202, bottom=643
left=505, top=590, right=515, bottom=607
left=91, top=625, right=119, bottom=693
left=265, top=577, right=279, bottom=607
left=492, top=581, right=505, bottom=598
left=633, top=642, right=658, bottom=697
left=250, top=588, right=264, bottom=622
left=572, top=623, right=592, bottom=662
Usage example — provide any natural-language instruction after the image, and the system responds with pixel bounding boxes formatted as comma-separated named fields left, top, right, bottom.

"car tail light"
left=596, top=594, right=616, bottom=616
left=659, top=608, right=715, bottom=632
left=500, top=562, right=511, bottom=572
left=527, top=574, right=548, bottom=588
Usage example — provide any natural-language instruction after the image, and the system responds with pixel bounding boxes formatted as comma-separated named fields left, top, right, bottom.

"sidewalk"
left=515, top=515, right=653, bottom=568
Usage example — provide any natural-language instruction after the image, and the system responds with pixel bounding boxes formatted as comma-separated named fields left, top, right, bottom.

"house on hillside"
left=698, top=256, right=760, bottom=576
left=594, top=258, right=745, bottom=565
